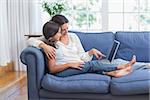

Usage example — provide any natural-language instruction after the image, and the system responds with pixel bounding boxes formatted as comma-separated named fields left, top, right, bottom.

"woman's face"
left=61, top=23, right=69, bottom=35
left=48, top=28, right=62, bottom=42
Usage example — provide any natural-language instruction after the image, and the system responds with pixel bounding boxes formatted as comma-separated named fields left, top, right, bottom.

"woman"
left=42, top=21, right=136, bottom=78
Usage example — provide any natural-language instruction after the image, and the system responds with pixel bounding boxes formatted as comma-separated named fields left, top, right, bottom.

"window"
left=108, top=0, right=150, bottom=31
left=64, top=0, right=102, bottom=32
left=40, top=0, right=102, bottom=32
left=40, top=0, right=150, bottom=32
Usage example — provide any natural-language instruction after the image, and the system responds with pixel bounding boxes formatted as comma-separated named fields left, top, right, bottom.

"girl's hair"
left=42, top=21, right=60, bottom=48
left=51, top=14, right=69, bottom=25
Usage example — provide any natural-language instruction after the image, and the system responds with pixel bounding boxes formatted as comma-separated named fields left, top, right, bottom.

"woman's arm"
left=88, top=48, right=106, bottom=59
left=48, top=58, right=84, bottom=74
left=71, top=34, right=93, bottom=61
left=27, top=36, right=45, bottom=49
left=27, top=36, right=56, bottom=59
left=71, top=33, right=105, bottom=60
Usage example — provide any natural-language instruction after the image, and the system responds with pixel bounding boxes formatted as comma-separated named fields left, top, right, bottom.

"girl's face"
left=48, top=28, right=62, bottom=42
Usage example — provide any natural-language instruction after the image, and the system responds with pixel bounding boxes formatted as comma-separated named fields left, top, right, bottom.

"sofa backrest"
left=69, top=31, right=115, bottom=59
left=115, top=31, right=150, bottom=62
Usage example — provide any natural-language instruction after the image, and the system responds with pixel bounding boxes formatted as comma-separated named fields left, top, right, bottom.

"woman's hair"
left=42, top=21, right=60, bottom=48
left=51, top=15, right=69, bottom=26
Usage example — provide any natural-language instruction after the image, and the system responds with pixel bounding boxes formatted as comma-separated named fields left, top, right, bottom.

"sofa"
left=20, top=31, right=150, bottom=100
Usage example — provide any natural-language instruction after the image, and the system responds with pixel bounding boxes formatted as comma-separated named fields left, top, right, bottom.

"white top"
left=27, top=36, right=46, bottom=49
left=27, top=33, right=93, bottom=64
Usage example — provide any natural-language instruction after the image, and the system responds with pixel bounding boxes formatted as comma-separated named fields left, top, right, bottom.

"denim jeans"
left=55, top=60, right=118, bottom=77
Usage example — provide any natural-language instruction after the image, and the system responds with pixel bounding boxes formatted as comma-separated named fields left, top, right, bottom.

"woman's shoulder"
left=68, top=32, right=78, bottom=38
left=68, top=32, right=80, bottom=43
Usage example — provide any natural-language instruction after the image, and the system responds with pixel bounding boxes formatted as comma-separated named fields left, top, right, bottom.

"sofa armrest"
left=20, top=46, right=45, bottom=100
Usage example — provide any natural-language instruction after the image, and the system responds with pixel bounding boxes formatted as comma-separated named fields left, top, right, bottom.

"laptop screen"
left=107, top=40, right=120, bottom=62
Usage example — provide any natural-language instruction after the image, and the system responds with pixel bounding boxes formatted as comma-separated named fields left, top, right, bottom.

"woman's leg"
left=55, top=62, right=92, bottom=77
left=105, top=65, right=132, bottom=77
left=99, top=56, right=136, bottom=77
left=55, top=61, right=119, bottom=77
left=55, top=55, right=136, bottom=77
left=88, top=60, right=118, bottom=72
left=117, top=55, right=136, bottom=69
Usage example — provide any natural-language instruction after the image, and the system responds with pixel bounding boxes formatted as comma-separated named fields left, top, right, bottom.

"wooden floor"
left=8, top=84, right=27, bottom=100
left=0, top=71, right=28, bottom=100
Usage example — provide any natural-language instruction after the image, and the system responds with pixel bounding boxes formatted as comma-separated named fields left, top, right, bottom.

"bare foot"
left=117, top=55, right=136, bottom=70
left=105, top=70, right=118, bottom=77
left=129, top=55, right=136, bottom=65
left=106, top=66, right=132, bottom=78
left=114, top=66, right=132, bottom=77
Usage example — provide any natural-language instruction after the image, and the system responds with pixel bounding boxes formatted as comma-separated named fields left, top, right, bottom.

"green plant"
left=42, top=2, right=66, bottom=17
left=72, top=0, right=97, bottom=28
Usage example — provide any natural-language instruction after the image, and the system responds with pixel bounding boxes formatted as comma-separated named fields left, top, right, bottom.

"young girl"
left=42, top=21, right=136, bottom=78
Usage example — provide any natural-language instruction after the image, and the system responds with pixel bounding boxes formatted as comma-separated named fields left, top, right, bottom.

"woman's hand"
left=39, top=43, right=56, bottom=59
left=67, top=62, right=85, bottom=70
left=89, top=48, right=106, bottom=59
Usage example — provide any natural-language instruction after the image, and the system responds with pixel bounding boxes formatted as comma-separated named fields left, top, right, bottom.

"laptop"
left=100, top=40, right=120, bottom=64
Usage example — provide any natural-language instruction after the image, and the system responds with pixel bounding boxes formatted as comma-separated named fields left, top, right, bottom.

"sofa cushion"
left=69, top=31, right=115, bottom=59
left=115, top=31, right=150, bottom=62
left=41, top=73, right=111, bottom=93
left=110, top=69, right=150, bottom=95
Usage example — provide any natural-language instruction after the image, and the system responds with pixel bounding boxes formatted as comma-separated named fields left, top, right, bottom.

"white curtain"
left=0, top=0, right=42, bottom=71
left=0, top=0, right=11, bottom=66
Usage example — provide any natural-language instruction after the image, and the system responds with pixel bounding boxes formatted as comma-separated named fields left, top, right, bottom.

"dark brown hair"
left=42, top=21, right=60, bottom=48
left=51, top=14, right=69, bottom=25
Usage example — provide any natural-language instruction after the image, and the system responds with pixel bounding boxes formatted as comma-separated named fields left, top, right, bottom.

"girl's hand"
left=67, top=62, right=85, bottom=70
left=40, top=43, right=56, bottom=59
left=89, top=48, right=106, bottom=59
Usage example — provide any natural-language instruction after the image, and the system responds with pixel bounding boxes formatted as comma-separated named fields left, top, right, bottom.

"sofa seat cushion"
left=41, top=73, right=111, bottom=93
left=110, top=69, right=150, bottom=95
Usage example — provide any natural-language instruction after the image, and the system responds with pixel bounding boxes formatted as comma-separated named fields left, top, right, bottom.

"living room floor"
left=0, top=72, right=28, bottom=100
left=8, top=84, right=27, bottom=100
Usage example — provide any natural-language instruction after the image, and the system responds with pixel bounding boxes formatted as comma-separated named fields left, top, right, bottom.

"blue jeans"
left=55, top=60, right=118, bottom=77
